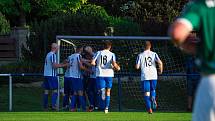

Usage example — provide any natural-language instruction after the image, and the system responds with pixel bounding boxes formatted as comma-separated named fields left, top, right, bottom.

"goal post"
left=56, top=35, right=188, bottom=111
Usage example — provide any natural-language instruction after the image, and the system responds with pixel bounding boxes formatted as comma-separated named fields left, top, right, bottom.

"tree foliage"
left=89, top=0, right=188, bottom=35
left=23, top=4, right=142, bottom=62
left=0, top=12, right=10, bottom=35
left=0, top=0, right=87, bottom=26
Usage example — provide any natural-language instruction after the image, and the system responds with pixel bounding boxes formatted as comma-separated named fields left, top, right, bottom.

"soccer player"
left=169, top=0, right=215, bottom=120
left=91, top=41, right=120, bottom=113
left=67, top=45, right=91, bottom=112
left=135, top=41, right=163, bottom=114
left=82, top=46, right=97, bottom=112
left=43, top=43, right=67, bottom=111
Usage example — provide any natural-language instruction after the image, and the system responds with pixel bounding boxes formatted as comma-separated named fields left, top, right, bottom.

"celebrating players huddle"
left=43, top=40, right=162, bottom=114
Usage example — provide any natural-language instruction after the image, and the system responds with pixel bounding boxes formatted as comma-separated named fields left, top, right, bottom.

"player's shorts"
left=87, top=78, right=96, bottom=92
left=192, top=75, right=215, bottom=121
left=70, top=77, right=83, bottom=92
left=187, top=76, right=200, bottom=96
left=96, top=77, right=112, bottom=89
left=42, top=76, right=58, bottom=90
left=141, top=80, right=157, bottom=92
left=64, top=77, right=72, bottom=95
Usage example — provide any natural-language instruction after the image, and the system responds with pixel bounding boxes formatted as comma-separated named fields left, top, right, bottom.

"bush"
left=0, top=12, right=10, bottom=35
left=23, top=4, right=143, bottom=61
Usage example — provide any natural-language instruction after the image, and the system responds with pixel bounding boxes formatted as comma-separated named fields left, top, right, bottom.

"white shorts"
left=192, top=75, right=215, bottom=121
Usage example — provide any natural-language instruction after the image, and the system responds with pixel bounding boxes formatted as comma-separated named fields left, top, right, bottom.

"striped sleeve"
left=136, top=54, right=141, bottom=65
left=154, top=53, right=161, bottom=62
left=112, top=53, right=116, bottom=62
left=93, top=51, right=100, bottom=61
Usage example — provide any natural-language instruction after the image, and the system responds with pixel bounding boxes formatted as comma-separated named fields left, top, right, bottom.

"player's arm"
left=155, top=53, right=163, bottom=74
left=112, top=61, right=120, bottom=71
left=157, top=60, right=163, bottom=75
left=91, top=51, right=99, bottom=66
left=78, top=56, right=92, bottom=73
left=169, top=2, right=200, bottom=54
left=111, top=54, right=120, bottom=71
left=135, top=55, right=140, bottom=70
left=51, top=54, right=67, bottom=68
left=82, top=58, right=93, bottom=67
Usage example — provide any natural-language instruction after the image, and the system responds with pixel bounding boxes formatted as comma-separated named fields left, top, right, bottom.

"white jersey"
left=68, top=53, right=82, bottom=78
left=136, top=50, right=161, bottom=81
left=44, top=51, right=57, bottom=76
left=93, top=50, right=116, bottom=77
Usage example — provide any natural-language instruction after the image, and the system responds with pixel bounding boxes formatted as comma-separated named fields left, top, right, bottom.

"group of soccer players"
left=43, top=41, right=120, bottom=113
left=43, top=40, right=163, bottom=114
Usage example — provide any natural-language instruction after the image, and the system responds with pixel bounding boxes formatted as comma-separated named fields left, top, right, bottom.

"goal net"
left=57, top=36, right=188, bottom=111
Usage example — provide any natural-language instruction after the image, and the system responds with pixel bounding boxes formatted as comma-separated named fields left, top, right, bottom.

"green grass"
left=0, top=112, right=191, bottom=121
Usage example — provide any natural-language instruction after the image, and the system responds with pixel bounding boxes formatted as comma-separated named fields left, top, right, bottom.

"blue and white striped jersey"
left=68, top=53, right=82, bottom=78
left=44, top=51, right=57, bottom=77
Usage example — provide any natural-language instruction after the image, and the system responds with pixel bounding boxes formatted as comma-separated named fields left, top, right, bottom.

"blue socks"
left=144, top=96, right=151, bottom=110
left=105, top=96, right=110, bottom=109
left=79, top=96, right=86, bottom=111
left=51, top=92, right=58, bottom=108
left=43, top=94, right=48, bottom=109
left=151, top=90, right=156, bottom=99
left=63, top=95, right=69, bottom=107
left=70, top=95, right=77, bottom=109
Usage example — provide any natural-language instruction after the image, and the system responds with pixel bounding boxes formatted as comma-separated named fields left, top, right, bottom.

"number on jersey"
left=144, top=57, right=152, bottom=67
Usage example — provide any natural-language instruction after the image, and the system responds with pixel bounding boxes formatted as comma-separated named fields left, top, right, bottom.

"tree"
left=0, top=0, right=87, bottom=27
left=89, top=0, right=189, bottom=35
left=0, top=0, right=30, bottom=27
left=0, top=12, right=10, bottom=35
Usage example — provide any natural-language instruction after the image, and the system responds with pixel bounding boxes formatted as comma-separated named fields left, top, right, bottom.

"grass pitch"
left=0, top=112, right=191, bottom=121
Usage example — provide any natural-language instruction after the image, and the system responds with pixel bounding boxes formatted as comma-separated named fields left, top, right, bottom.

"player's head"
left=103, top=41, right=112, bottom=50
left=51, top=43, right=59, bottom=52
left=76, top=45, right=83, bottom=53
left=84, top=46, right=93, bottom=54
left=144, top=41, right=151, bottom=50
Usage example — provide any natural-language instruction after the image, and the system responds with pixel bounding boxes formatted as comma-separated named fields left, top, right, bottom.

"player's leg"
left=150, top=80, right=157, bottom=110
left=49, top=77, right=58, bottom=110
left=70, top=77, right=77, bottom=111
left=192, top=76, right=215, bottom=121
left=76, top=78, right=86, bottom=111
left=104, top=77, right=113, bottom=113
left=87, top=78, right=96, bottom=111
left=141, top=80, right=152, bottom=114
left=63, top=77, right=70, bottom=109
left=42, top=76, right=50, bottom=110
left=187, top=77, right=193, bottom=111
left=97, top=77, right=106, bottom=110
left=43, top=90, right=49, bottom=111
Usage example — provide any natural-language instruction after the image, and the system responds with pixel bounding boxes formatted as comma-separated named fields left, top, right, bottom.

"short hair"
left=76, top=45, right=83, bottom=51
left=144, top=41, right=151, bottom=49
left=103, top=41, right=112, bottom=49
left=51, top=43, right=58, bottom=49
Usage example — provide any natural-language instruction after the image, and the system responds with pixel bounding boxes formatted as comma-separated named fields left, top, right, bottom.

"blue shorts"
left=96, top=77, right=113, bottom=89
left=64, top=77, right=73, bottom=95
left=141, top=80, right=157, bottom=92
left=43, top=76, right=58, bottom=90
left=70, top=77, right=83, bottom=92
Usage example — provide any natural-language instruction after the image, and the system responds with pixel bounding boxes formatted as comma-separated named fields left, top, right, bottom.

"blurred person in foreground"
left=169, top=0, right=215, bottom=120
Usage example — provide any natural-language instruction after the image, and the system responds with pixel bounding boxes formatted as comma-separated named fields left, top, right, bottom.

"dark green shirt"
left=179, top=0, right=215, bottom=74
